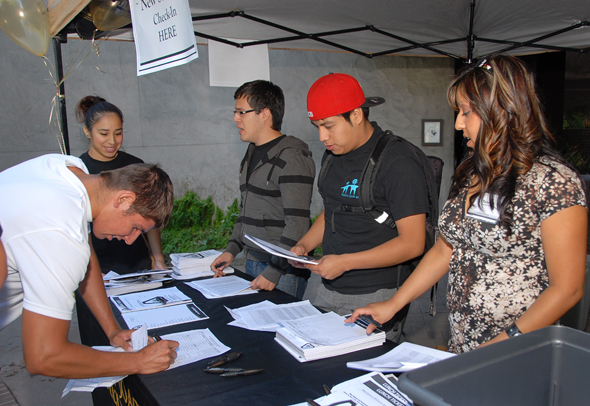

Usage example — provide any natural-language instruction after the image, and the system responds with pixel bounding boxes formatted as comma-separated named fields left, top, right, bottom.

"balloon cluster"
left=0, top=0, right=50, bottom=56
left=0, top=0, right=131, bottom=56
left=89, top=0, right=131, bottom=32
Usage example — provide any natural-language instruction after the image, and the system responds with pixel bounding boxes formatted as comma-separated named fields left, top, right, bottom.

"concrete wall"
left=0, top=33, right=456, bottom=216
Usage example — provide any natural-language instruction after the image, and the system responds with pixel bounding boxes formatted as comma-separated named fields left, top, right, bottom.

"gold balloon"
left=89, top=0, right=131, bottom=32
left=0, top=0, right=50, bottom=56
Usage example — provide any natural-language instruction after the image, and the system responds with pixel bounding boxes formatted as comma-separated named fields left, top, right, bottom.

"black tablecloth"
left=77, top=271, right=397, bottom=406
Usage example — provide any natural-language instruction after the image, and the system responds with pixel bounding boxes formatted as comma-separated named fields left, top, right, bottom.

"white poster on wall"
left=208, top=39, right=270, bottom=87
left=129, top=0, right=198, bottom=76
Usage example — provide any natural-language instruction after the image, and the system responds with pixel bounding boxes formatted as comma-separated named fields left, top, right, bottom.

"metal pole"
left=52, top=32, right=70, bottom=155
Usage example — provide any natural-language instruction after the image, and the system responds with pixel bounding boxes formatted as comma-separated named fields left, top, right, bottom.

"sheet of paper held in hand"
left=62, top=324, right=149, bottom=396
left=347, top=341, right=456, bottom=373
left=289, top=372, right=412, bottom=406
left=122, top=303, right=209, bottom=330
left=63, top=326, right=230, bottom=396
left=244, top=234, right=319, bottom=265
left=185, top=275, right=258, bottom=298
left=226, top=300, right=322, bottom=331
left=110, top=287, right=193, bottom=313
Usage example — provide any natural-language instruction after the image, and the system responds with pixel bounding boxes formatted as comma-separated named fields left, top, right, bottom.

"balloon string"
left=43, top=33, right=107, bottom=154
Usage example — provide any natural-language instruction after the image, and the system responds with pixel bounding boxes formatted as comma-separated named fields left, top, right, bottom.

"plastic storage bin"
left=398, top=326, right=590, bottom=406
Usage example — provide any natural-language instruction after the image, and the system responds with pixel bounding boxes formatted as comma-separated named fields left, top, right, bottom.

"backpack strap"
left=356, top=131, right=400, bottom=229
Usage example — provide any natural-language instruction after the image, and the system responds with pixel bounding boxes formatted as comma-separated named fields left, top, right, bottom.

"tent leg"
left=52, top=33, right=70, bottom=155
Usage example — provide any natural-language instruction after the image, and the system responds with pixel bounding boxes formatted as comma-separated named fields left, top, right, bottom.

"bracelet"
left=505, top=322, right=522, bottom=338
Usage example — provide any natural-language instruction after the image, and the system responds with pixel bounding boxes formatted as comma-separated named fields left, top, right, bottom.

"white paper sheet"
left=185, top=275, right=257, bottom=298
left=110, top=287, right=192, bottom=312
left=347, top=341, right=456, bottom=373
left=232, top=300, right=321, bottom=331
left=162, top=328, right=231, bottom=370
left=244, top=234, right=318, bottom=264
left=122, top=303, right=209, bottom=330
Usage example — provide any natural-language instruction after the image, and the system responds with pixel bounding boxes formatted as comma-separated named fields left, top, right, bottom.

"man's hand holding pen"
left=211, top=252, right=234, bottom=277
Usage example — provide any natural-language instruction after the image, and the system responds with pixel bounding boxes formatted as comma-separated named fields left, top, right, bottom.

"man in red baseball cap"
left=290, top=73, right=429, bottom=342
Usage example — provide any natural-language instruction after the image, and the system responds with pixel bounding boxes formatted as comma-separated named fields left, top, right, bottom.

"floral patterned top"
left=439, top=156, right=587, bottom=353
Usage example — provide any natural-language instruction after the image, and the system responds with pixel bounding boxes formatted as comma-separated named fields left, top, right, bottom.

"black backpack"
left=318, top=130, right=444, bottom=312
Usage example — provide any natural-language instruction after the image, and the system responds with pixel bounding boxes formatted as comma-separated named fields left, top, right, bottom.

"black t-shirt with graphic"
left=320, top=123, right=428, bottom=294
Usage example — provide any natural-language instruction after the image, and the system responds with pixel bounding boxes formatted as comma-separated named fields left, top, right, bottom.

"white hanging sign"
left=208, top=39, right=270, bottom=87
left=129, top=0, right=198, bottom=76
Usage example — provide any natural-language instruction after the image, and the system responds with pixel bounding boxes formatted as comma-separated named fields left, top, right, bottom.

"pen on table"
left=219, top=369, right=263, bottom=377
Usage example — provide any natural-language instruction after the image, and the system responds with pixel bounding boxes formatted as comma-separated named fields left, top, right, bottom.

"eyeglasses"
left=234, top=109, right=257, bottom=116
left=478, top=58, right=493, bottom=74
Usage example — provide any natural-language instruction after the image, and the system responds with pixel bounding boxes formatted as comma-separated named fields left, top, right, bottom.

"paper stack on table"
left=289, top=372, right=412, bottom=406
left=170, top=249, right=235, bottom=279
left=185, top=275, right=257, bottom=299
left=346, top=341, right=456, bottom=373
left=110, top=286, right=193, bottom=313
left=226, top=300, right=321, bottom=332
left=275, top=312, right=386, bottom=362
left=103, top=270, right=172, bottom=296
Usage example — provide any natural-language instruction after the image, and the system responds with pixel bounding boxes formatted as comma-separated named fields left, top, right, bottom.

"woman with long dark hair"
left=349, top=55, right=587, bottom=353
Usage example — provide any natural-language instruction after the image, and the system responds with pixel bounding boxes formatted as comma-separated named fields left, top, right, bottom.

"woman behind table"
left=76, top=95, right=167, bottom=274
left=349, top=55, right=587, bottom=353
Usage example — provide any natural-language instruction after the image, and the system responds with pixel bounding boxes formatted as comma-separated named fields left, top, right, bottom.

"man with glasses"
left=211, top=80, right=315, bottom=299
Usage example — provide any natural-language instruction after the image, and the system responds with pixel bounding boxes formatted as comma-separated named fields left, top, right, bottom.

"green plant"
left=560, top=143, right=590, bottom=174
left=160, top=191, right=239, bottom=264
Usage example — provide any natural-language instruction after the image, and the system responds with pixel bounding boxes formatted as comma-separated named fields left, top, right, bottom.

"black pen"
left=215, top=261, right=227, bottom=269
left=220, top=369, right=263, bottom=377
left=153, top=334, right=163, bottom=342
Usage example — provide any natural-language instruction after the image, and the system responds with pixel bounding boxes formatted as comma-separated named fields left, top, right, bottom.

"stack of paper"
left=275, top=312, right=386, bottom=362
left=110, top=287, right=209, bottom=330
left=103, top=270, right=172, bottom=296
left=170, top=249, right=228, bottom=278
left=226, top=300, right=321, bottom=332
left=110, top=287, right=193, bottom=313
left=290, top=372, right=412, bottom=406
left=185, top=275, right=257, bottom=299
left=346, top=342, right=455, bottom=373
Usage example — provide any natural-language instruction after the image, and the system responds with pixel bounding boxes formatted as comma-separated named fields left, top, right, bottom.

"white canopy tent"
left=46, top=0, right=590, bottom=153
left=50, top=0, right=590, bottom=61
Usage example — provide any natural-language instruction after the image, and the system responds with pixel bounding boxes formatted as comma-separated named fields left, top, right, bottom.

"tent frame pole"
left=52, top=32, right=70, bottom=155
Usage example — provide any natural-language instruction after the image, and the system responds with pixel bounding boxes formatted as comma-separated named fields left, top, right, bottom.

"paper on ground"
left=122, top=303, right=208, bottom=330
left=110, top=287, right=192, bottom=312
left=347, top=341, right=456, bottom=373
left=63, top=326, right=149, bottom=397
left=185, top=275, right=257, bottom=298
left=162, top=328, right=230, bottom=370
left=227, top=300, right=321, bottom=331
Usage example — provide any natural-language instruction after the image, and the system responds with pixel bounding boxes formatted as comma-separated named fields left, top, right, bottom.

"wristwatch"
left=505, top=322, right=522, bottom=338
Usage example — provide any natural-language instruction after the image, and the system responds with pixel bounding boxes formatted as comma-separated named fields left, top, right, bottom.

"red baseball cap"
left=307, top=73, right=384, bottom=120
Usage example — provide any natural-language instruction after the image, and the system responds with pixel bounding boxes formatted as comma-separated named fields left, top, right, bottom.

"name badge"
left=466, top=193, right=502, bottom=224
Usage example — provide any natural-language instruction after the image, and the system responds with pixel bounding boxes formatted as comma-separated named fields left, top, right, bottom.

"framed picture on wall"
left=422, top=119, right=443, bottom=146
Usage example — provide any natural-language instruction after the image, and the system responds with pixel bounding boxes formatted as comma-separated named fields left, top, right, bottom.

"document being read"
left=244, top=234, right=318, bottom=265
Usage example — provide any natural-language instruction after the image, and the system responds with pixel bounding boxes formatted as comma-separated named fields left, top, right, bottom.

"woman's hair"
left=75, top=95, right=124, bottom=131
left=447, top=55, right=567, bottom=232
